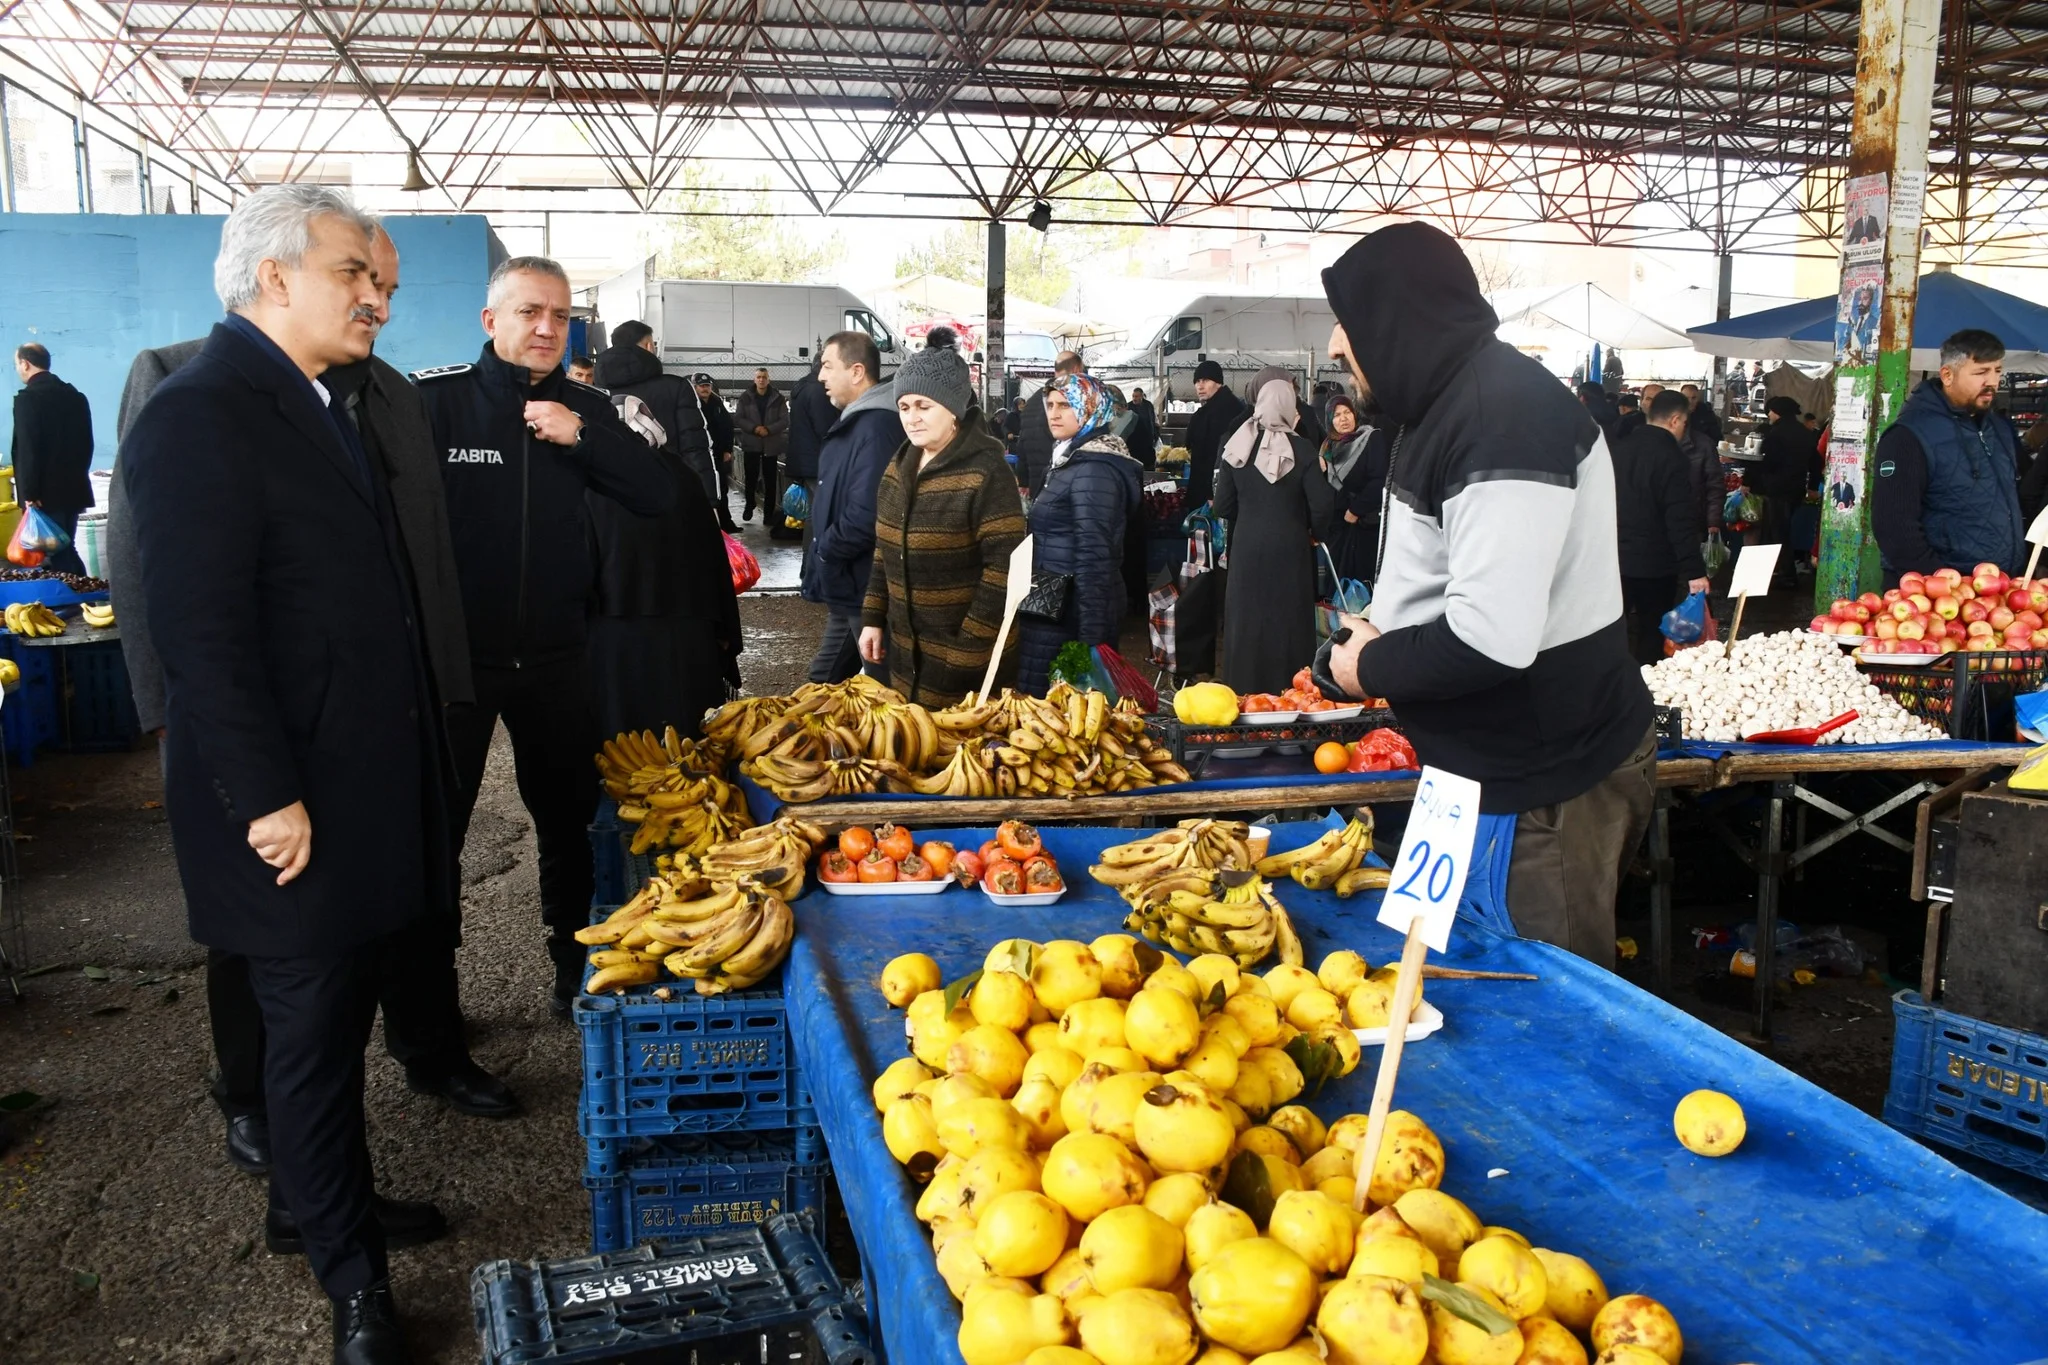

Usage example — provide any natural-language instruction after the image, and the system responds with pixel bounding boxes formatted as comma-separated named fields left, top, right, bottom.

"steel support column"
left=985, top=219, right=1006, bottom=416
left=1816, top=0, right=1939, bottom=606
left=1712, top=253, right=1733, bottom=423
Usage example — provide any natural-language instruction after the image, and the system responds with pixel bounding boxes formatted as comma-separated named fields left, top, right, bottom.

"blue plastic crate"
left=587, top=1140, right=829, bottom=1253
left=575, top=948, right=809, bottom=1137
left=1883, top=989, right=2048, bottom=1184
left=585, top=1127, right=827, bottom=1183
left=62, top=639, right=140, bottom=751
left=0, top=639, right=59, bottom=767
left=473, top=1213, right=872, bottom=1364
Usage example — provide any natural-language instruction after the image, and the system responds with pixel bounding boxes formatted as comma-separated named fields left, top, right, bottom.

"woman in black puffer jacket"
left=1017, top=373, right=1142, bottom=696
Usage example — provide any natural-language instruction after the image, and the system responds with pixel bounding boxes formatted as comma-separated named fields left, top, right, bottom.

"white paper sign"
left=2028, top=506, right=2048, bottom=548
left=980, top=536, right=1035, bottom=699
left=1726, top=542, right=1782, bottom=599
left=1377, top=766, right=1481, bottom=953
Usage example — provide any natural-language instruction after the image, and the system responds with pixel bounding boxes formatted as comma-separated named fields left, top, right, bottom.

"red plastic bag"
left=1347, top=727, right=1418, bottom=772
left=6, top=515, right=44, bottom=568
left=724, top=532, right=760, bottom=595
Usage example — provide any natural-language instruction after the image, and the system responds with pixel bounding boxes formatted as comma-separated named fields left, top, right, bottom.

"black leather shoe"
left=332, top=1279, right=412, bottom=1365
left=742, top=498, right=756, bottom=521
left=225, top=1115, right=271, bottom=1176
left=270, top=1194, right=449, bottom=1256
left=406, top=1058, right=521, bottom=1119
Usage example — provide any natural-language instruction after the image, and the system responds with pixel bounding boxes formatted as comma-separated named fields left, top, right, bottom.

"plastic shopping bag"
left=1701, top=529, right=1729, bottom=579
left=18, top=506, right=68, bottom=554
left=6, top=515, right=43, bottom=568
left=780, top=482, right=811, bottom=525
left=1661, top=590, right=1710, bottom=645
left=1723, top=488, right=1762, bottom=526
left=724, top=532, right=761, bottom=595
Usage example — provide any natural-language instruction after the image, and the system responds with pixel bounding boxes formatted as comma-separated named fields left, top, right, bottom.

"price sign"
left=1725, top=542, right=1781, bottom=599
left=1377, top=766, right=1481, bottom=953
left=2028, top=506, right=2048, bottom=549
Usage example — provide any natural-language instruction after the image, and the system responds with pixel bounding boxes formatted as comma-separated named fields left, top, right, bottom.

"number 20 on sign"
left=1377, top=766, right=1481, bottom=952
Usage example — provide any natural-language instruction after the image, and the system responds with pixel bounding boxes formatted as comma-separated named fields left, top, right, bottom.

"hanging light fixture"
left=1027, top=200, right=1052, bottom=232
left=402, top=148, right=432, bottom=192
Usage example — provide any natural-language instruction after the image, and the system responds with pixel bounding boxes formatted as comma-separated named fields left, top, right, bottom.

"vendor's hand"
left=248, top=800, right=311, bottom=886
left=523, top=400, right=583, bottom=446
left=858, top=626, right=885, bottom=665
left=1343, top=509, right=1359, bottom=524
left=1688, top=576, right=1711, bottom=595
left=754, top=424, right=769, bottom=437
left=1317, top=613, right=1380, bottom=700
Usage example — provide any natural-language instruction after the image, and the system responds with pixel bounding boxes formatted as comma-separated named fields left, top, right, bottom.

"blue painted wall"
left=0, top=213, right=502, bottom=468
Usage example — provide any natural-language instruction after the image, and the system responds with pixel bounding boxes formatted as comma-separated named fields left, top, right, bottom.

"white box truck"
left=1089, top=293, right=1347, bottom=411
left=591, top=261, right=900, bottom=386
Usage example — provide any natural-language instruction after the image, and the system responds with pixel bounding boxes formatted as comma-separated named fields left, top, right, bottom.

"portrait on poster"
left=1841, top=173, right=1888, bottom=266
left=1835, top=267, right=1883, bottom=366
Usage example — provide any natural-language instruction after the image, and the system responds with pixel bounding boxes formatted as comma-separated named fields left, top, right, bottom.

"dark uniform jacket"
left=414, top=344, right=674, bottom=670
left=123, top=317, right=448, bottom=956
left=11, top=370, right=95, bottom=512
left=785, top=370, right=836, bottom=484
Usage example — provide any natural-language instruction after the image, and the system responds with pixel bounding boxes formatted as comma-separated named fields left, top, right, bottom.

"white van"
left=1090, top=294, right=1346, bottom=404
left=591, top=263, right=899, bottom=385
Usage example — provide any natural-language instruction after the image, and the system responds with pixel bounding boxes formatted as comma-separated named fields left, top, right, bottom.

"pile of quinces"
left=874, top=937, right=1688, bottom=1365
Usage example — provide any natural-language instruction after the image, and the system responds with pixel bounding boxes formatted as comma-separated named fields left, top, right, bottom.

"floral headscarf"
left=1049, top=373, right=1117, bottom=468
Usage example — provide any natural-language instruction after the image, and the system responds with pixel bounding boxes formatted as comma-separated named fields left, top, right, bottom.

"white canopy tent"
left=1489, top=282, right=1698, bottom=351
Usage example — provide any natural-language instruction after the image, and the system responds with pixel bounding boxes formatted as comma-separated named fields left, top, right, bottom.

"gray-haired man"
left=413, top=257, right=674, bottom=1028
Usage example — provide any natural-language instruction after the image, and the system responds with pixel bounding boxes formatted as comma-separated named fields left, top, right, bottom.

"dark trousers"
left=1750, top=493, right=1800, bottom=582
left=807, top=607, right=871, bottom=685
left=208, top=948, right=267, bottom=1120
left=1620, top=575, right=1682, bottom=666
left=715, top=454, right=738, bottom=528
left=741, top=450, right=777, bottom=514
left=247, top=942, right=390, bottom=1300
left=1506, top=723, right=1658, bottom=966
left=443, top=658, right=599, bottom=975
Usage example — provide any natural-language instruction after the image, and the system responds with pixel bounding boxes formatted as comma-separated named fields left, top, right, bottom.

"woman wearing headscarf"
left=1319, top=393, right=1395, bottom=589
left=1016, top=373, right=1143, bottom=696
left=860, top=333, right=1029, bottom=706
left=1214, top=376, right=1340, bottom=693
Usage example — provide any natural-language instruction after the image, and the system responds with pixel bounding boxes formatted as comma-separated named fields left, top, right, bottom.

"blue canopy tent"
left=1687, top=270, right=2048, bottom=372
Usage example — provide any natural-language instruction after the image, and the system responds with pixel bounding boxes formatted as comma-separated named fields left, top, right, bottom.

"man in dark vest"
left=10, top=342, right=95, bottom=575
left=1872, top=328, right=2027, bottom=584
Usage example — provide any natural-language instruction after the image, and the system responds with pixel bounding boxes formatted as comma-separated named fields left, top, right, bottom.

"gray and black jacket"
left=1323, top=223, right=1651, bottom=813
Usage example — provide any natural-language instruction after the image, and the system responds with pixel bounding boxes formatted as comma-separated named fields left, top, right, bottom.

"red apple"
left=1968, top=634, right=2000, bottom=651
left=1897, top=618, right=1926, bottom=640
left=2005, top=622, right=2034, bottom=647
left=1883, top=588, right=1904, bottom=604
left=1857, top=591, right=1884, bottom=612
left=2007, top=588, right=2033, bottom=612
left=1934, top=595, right=1961, bottom=619
left=1891, top=601, right=1916, bottom=622
left=1855, top=604, right=1875, bottom=622
left=1955, top=582, right=1976, bottom=602
left=1874, top=616, right=1901, bottom=640
left=1962, top=599, right=1990, bottom=624
left=1975, top=561, right=2004, bottom=578
left=1831, top=599, right=1857, bottom=621
left=1975, top=569, right=2007, bottom=596
left=1991, top=606, right=2017, bottom=631
left=1925, top=617, right=1949, bottom=641
left=2021, top=610, right=2044, bottom=631
left=2028, top=585, right=2048, bottom=613
left=1967, top=619, right=1996, bottom=639
left=1941, top=639, right=1962, bottom=653
left=1910, top=593, right=1933, bottom=613
left=2033, top=630, right=2048, bottom=649
left=1899, top=572, right=1927, bottom=595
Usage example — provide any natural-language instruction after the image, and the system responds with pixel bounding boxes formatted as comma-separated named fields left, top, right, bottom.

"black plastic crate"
left=1152, top=710, right=1397, bottom=766
left=63, top=639, right=140, bottom=751
left=473, top=1213, right=873, bottom=1365
left=1859, top=649, right=2048, bottom=740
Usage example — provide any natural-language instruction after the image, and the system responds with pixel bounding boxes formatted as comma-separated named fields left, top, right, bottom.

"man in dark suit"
left=10, top=343, right=95, bottom=575
left=122, top=185, right=448, bottom=1365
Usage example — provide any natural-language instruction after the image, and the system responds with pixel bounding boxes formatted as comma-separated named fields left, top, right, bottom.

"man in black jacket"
left=1184, top=359, right=1247, bottom=508
left=417, top=256, right=675, bottom=1027
left=10, top=343, right=95, bottom=576
left=123, top=184, right=446, bottom=1365
left=1743, top=396, right=1817, bottom=586
left=595, top=320, right=717, bottom=502
left=784, top=360, right=836, bottom=546
left=1317, top=222, right=1656, bottom=966
left=696, top=373, right=740, bottom=531
left=1014, top=351, right=1084, bottom=494
left=1614, top=390, right=1710, bottom=664
left=1125, top=386, right=1158, bottom=468
left=801, top=330, right=899, bottom=682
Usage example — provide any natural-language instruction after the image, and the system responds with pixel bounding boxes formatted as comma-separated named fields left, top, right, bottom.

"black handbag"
left=1016, top=570, right=1075, bottom=623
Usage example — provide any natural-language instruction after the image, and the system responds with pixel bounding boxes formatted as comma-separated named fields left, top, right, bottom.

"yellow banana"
left=586, top=960, right=660, bottom=993
left=1335, top=866, right=1393, bottom=897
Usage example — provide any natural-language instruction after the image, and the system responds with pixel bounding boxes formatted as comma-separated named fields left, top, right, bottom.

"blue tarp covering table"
left=781, top=821, right=2048, bottom=1365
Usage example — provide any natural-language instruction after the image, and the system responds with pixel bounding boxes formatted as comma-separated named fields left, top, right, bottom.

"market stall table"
left=780, top=820, right=2048, bottom=1365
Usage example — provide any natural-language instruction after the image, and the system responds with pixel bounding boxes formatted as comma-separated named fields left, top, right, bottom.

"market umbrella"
left=1490, top=281, right=1697, bottom=350
left=1687, top=271, right=2048, bottom=371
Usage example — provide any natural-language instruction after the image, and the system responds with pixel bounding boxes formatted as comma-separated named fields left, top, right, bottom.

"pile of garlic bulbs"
left=1644, top=632, right=1947, bottom=744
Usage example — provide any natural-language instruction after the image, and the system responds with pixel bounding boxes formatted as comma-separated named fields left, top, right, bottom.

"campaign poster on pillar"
left=1835, top=266, right=1883, bottom=367
left=1823, top=434, right=1866, bottom=527
left=1841, top=173, right=1888, bottom=266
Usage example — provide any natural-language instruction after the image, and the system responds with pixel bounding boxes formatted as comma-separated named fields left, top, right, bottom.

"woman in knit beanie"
left=859, top=331, right=1028, bottom=705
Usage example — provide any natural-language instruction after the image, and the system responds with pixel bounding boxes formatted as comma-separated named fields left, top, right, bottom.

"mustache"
left=351, top=304, right=382, bottom=327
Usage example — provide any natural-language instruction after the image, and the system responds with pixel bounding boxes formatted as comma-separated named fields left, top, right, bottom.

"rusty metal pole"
left=986, top=220, right=1007, bottom=415
left=1816, top=0, right=1940, bottom=607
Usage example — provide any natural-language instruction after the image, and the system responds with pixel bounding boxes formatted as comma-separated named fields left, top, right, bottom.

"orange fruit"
left=1313, top=741, right=1350, bottom=774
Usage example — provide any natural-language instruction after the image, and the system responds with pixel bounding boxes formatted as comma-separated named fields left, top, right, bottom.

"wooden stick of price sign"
left=1352, top=766, right=1481, bottom=1213
left=1723, top=541, right=1781, bottom=647
left=2022, top=507, right=2048, bottom=587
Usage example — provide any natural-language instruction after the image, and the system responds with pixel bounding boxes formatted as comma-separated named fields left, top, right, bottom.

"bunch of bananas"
left=934, top=684, right=1192, bottom=796
left=596, top=728, right=752, bottom=857
left=1255, top=815, right=1390, bottom=895
left=4, top=602, right=65, bottom=637
left=748, top=746, right=909, bottom=803
left=698, top=815, right=829, bottom=892
left=851, top=699, right=942, bottom=772
left=1087, top=819, right=1259, bottom=887
left=578, top=876, right=796, bottom=997
left=79, top=601, right=115, bottom=629
left=1125, top=870, right=1303, bottom=968
left=703, top=694, right=792, bottom=753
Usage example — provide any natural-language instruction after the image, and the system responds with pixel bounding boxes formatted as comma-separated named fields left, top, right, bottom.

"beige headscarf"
left=1221, top=378, right=1301, bottom=483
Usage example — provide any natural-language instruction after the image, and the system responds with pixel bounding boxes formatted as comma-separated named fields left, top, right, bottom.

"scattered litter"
left=1487, top=1168, right=1510, bottom=1179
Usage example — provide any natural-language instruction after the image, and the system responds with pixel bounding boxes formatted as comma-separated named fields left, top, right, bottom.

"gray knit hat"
left=894, top=337, right=973, bottom=418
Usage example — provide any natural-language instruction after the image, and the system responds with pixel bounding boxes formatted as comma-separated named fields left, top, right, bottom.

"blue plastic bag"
left=17, top=506, right=69, bottom=553
left=780, top=482, right=810, bottom=524
left=1661, top=589, right=1709, bottom=645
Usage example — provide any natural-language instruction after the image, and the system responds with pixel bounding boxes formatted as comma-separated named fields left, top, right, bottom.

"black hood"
left=1321, top=222, right=1498, bottom=426
left=595, top=342, right=664, bottom=389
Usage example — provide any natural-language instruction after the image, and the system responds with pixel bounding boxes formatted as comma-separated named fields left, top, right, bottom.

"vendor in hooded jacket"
left=1314, top=223, right=1657, bottom=967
